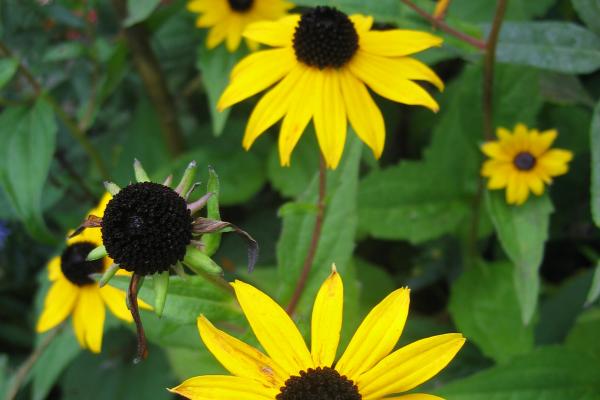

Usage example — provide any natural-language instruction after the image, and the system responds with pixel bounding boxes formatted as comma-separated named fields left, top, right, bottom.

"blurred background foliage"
left=0, top=0, right=600, bottom=399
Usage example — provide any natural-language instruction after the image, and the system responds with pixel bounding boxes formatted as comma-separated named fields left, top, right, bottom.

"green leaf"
left=43, top=42, right=85, bottom=62
left=592, top=100, right=600, bottom=227
left=293, top=0, right=403, bottom=23
left=61, top=330, right=174, bottom=400
left=201, top=166, right=222, bottom=256
left=358, top=161, right=470, bottom=243
left=446, top=0, right=555, bottom=22
left=436, top=347, right=600, bottom=399
left=449, top=262, right=534, bottom=364
left=30, top=329, right=81, bottom=400
left=196, top=43, right=245, bottom=136
left=0, top=354, right=8, bottom=399
left=276, top=134, right=361, bottom=313
left=124, top=0, right=161, bottom=26
left=0, top=57, right=18, bottom=90
left=496, top=22, right=600, bottom=74
left=485, top=191, right=553, bottom=324
left=566, top=307, right=600, bottom=360
left=585, top=263, right=600, bottom=306
left=572, top=0, right=600, bottom=35
left=109, top=275, right=241, bottom=324
left=0, top=99, right=57, bottom=242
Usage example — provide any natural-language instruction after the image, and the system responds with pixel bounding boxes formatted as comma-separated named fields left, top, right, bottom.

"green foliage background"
left=1, top=0, right=600, bottom=399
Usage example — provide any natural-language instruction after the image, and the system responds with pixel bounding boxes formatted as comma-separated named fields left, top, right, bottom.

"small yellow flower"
left=187, top=0, right=293, bottom=52
left=481, top=123, right=573, bottom=205
left=433, top=0, right=451, bottom=19
left=36, top=193, right=150, bottom=353
left=170, top=265, right=464, bottom=400
left=218, top=6, right=443, bottom=169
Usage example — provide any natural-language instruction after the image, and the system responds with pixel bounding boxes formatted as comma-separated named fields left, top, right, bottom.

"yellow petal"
left=88, top=192, right=112, bottom=218
left=530, top=129, right=557, bottom=156
left=350, top=15, right=374, bottom=33
left=197, top=315, right=287, bottom=387
left=311, top=265, right=344, bottom=367
left=506, top=172, right=529, bottom=206
left=313, top=69, right=347, bottom=169
left=218, top=48, right=296, bottom=110
left=537, top=149, right=573, bottom=176
left=36, top=278, right=79, bottom=332
left=72, top=286, right=105, bottom=353
left=225, top=15, right=244, bottom=52
left=487, top=165, right=511, bottom=189
left=48, top=256, right=62, bottom=281
left=99, top=285, right=133, bottom=322
left=207, top=21, right=229, bottom=49
left=350, top=51, right=439, bottom=112
left=278, top=66, right=316, bottom=166
left=481, top=142, right=510, bottom=161
left=339, top=68, right=385, bottom=159
left=243, top=15, right=300, bottom=47
left=359, top=333, right=465, bottom=399
left=384, top=394, right=446, bottom=400
left=360, top=30, right=442, bottom=57
left=336, top=288, right=410, bottom=381
left=231, top=280, right=313, bottom=376
left=526, top=173, right=545, bottom=196
left=242, top=65, right=306, bottom=150
left=169, top=375, right=278, bottom=400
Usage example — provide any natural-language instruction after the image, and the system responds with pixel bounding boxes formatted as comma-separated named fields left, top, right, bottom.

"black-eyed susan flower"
left=218, top=6, right=443, bottom=168
left=187, top=0, right=293, bottom=52
left=481, top=123, right=573, bottom=205
left=36, top=194, right=151, bottom=353
left=74, top=160, right=257, bottom=360
left=170, top=265, right=465, bottom=399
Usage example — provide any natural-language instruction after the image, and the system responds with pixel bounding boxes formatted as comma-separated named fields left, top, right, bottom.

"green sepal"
left=103, top=181, right=121, bottom=196
left=183, top=246, right=223, bottom=275
left=153, top=271, right=170, bottom=318
left=175, top=160, right=197, bottom=195
left=86, top=245, right=107, bottom=261
left=98, top=263, right=120, bottom=287
left=201, top=166, right=221, bottom=257
left=134, top=158, right=151, bottom=183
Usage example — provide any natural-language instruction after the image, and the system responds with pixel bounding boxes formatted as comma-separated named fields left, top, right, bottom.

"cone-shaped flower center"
left=61, top=242, right=104, bottom=286
left=277, top=367, right=361, bottom=400
left=101, top=182, right=193, bottom=275
left=293, top=6, right=359, bottom=69
left=513, top=151, right=536, bottom=171
left=227, top=0, right=253, bottom=12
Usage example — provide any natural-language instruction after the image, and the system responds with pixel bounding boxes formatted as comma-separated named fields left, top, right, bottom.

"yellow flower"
left=187, top=0, right=293, bottom=52
left=36, top=193, right=150, bottom=353
left=170, top=265, right=464, bottom=399
left=218, top=6, right=444, bottom=169
left=433, top=0, right=451, bottom=19
left=481, top=123, right=573, bottom=205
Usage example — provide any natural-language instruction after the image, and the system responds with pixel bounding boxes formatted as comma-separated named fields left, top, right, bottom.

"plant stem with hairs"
left=286, top=155, right=327, bottom=316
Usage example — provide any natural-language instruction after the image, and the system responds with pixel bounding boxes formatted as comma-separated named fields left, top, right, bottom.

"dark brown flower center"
left=61, top=242, right=104, bottom=286
left=101, top=182, right=192, bottom=275
left=277, top=367, right=361, bottom=400
left=513, top=151, right=536, bottom=171
left=293, top=6, right=359, bottom=69
left=227, top=0, right=253, bottom=12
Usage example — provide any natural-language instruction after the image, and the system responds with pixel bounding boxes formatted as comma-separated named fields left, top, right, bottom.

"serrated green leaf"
left=485, top=191, right=553, bottom=324
left=109, top=275, right=241, bottom=324
left=496, top=22, right=600, bottom=74
left=0, top=99, right=57, bottom=243
left=276, top=134, right=361, bottom=314
left=124, top=0, right=161, bottom=26
left=436, top=347, right=600, bottom=400
left=196, top=43, right=245, bottom=136
left=0, top=57, right=18, bottom=90
left=572, top=0, right=600, bottom=35
left=449, top=262, right=534, bottom=364
left=592, top=100, right=600, bottom=227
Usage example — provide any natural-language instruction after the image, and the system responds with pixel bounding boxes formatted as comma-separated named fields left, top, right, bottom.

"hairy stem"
left=399, top=0, right=487, bottom=50
left=111, top=0, right=186, bottom=157
left=6, top=325, right=63, bottom=400
left=286, top=155, right=327, bottom=316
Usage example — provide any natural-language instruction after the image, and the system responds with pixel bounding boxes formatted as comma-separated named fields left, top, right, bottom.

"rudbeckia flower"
left=36, top=194, right=150, bottom=353
left=218, top=6, right=443, bottom=168
left=481, top=123, right=573, bottom=205
left=187, top=0, right=293, bottom=52
left=171, top=265, right=465, bottom=399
